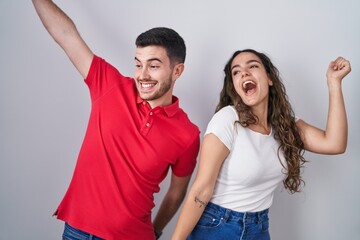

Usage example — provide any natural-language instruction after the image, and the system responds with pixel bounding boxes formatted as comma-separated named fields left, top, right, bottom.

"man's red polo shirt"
left=55, top=56, right=200, bottom=239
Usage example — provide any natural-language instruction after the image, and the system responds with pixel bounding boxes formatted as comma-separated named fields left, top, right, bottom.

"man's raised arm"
left=32, top=0, right=93, bottom=79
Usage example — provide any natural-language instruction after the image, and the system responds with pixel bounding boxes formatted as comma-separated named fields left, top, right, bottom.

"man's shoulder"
left=175, top=109, right=200, bottom=133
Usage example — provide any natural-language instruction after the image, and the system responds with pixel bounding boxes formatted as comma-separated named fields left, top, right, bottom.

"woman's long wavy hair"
left=216, top=49, right=306, bottom=193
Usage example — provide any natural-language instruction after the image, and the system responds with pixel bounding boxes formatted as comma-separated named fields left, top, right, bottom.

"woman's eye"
left=233, top=70, right=240, bottom=76
left=250, top=65, right=258, bottom=69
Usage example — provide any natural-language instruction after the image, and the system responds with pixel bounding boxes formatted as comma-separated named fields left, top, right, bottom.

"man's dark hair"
left=136, top=27, right=186, bottom=64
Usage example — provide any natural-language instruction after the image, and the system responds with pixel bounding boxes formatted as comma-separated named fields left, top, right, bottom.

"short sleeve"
left=85, top=55, right=133, bottom=102
left=172, top=134, right=200, bottom=177
left=205, top=106, right=238, bottom=150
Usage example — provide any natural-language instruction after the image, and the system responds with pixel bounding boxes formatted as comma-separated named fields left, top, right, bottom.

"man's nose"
left=139, top=68, right=150, bottom=79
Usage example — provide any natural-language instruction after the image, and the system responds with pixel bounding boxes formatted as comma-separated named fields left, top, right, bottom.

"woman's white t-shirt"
left=205, top=106, right=287, bottom=212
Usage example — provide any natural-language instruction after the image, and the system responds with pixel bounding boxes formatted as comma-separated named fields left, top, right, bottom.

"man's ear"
left=173, top=63, right=185, bottom=80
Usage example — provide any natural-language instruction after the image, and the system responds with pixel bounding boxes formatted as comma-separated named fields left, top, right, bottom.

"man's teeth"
left=142, top=83, right=155, bottom=88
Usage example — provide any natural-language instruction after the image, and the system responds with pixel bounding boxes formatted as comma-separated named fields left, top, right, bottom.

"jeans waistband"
left=205, top=202, right=269, bottom=224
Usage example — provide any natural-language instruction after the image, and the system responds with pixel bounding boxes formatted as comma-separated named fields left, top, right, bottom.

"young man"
left=32, top=1, right=200, bottom=239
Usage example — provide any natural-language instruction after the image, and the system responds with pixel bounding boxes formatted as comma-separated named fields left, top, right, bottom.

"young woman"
left=171, top=49, right=351, bottom=240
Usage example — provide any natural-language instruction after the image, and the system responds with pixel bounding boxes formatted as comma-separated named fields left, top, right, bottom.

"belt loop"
left=242, top=212, right=247, bottom=223
left=223, top=208, right=231, bottom=222
left=257, top=212, right=261, bottom=224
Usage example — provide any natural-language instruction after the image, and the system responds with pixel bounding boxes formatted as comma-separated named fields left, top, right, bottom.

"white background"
left=1, top=0, right=359, bottom=239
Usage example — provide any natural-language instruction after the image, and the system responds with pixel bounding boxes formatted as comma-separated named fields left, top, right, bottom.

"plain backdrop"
left=1, top=0, right=359, bottom=239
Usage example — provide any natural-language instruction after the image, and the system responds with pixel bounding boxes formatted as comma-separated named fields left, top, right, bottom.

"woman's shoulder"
left=213, top=105, right=238, bottom=122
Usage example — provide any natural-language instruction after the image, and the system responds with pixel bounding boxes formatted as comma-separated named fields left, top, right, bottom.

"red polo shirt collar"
left=136, top=95, right=180, bottom=117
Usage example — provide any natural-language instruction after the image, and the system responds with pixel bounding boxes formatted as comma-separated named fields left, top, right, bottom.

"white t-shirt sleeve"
left=205, top=106, right=238, bottom=150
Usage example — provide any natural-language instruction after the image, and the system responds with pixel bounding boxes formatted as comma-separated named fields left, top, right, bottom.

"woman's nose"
left=241, top=70, right=250, bottom=78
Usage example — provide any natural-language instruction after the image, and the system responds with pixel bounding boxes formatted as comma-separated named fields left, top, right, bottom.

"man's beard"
left=138, top=77, right=172, bottom=101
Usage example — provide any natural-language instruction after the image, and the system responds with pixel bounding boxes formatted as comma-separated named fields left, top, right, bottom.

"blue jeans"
left=62, top=223, right=104, bottom=240
left=187, top=202, right=270, bottom=240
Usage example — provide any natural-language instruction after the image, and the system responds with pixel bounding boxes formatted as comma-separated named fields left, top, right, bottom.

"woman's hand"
left=327, top=57, right=351, bottom=87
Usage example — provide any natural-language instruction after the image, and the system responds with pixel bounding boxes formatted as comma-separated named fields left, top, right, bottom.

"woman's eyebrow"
left=231, top=59, right=261, bottom=71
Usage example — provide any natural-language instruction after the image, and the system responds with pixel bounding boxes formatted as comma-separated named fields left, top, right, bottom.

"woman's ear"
left=268, top=77, right=273, bottom=86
